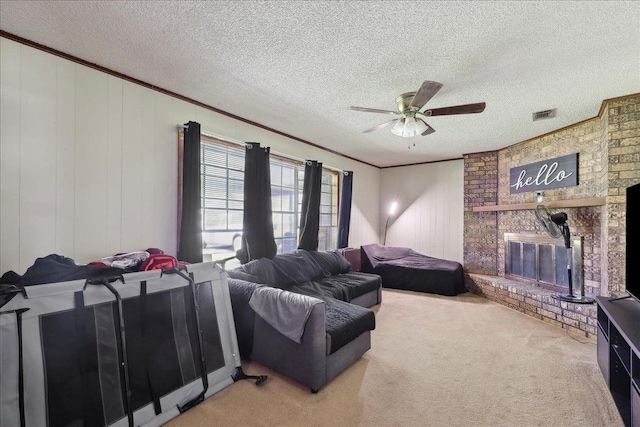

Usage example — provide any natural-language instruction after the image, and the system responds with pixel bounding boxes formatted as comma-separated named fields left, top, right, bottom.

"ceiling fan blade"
left=425, top=102, right=486, bottom=116
left=409, top=81, right=443, bottom=110
left=362, top=119, right=398, bottom=133
left=349, top=106, right=398, bottom=115
left=421, top=126, right=435, bottom=136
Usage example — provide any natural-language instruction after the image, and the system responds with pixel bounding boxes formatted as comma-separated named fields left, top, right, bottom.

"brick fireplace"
left=463, top=95, right=640, bottom=338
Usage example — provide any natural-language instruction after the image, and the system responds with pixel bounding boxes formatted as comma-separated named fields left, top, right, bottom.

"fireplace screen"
left=504, top=233, right=583, bottom=292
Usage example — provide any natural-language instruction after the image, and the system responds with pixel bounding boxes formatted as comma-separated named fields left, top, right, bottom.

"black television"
left=626, top=182, right=640, bottom=301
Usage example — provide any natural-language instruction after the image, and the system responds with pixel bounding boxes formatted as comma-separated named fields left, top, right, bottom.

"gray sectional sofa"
left=226, top=250, right=382, bottom=392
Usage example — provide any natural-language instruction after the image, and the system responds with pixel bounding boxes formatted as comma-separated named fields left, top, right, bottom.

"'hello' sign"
left=509, top=153, right=578, bottom=194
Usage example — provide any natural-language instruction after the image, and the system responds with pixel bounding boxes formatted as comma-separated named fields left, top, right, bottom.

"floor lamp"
left=383, top=201, right=398, bottom=246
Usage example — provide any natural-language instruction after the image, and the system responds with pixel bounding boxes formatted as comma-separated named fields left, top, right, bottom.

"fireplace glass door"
left=504, top=233, right=583, bottom=294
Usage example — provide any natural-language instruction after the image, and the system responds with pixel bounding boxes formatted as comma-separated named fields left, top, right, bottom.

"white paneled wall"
left=1, top=38, right=20, bottom=271
left=380, top=160, right=464, bottom=263
left=0, top=37, right=381, bottom=274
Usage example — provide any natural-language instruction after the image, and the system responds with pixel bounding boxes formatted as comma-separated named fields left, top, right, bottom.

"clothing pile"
left=93, top=248, right=185, bottom=272
left=0, top=249, right=184, bottom=288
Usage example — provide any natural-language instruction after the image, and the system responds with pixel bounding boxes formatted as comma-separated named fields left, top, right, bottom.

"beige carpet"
left=166, top=290, right=623, bottom=427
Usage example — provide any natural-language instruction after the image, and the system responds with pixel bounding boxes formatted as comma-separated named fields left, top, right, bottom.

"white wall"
left=0, top=37, right=380, bottom=274
left=379, top=160, right=464, bottom=263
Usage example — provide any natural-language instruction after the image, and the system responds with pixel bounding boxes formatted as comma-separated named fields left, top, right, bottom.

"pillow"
left=308, top=250, right=352, bottom=276
left=227, top=258, right=295, bottom=288
left=271, top=250, right=325, bottom=283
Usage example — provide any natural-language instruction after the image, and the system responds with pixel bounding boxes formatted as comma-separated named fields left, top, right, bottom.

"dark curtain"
left=298, top=160, right=323, bottom=251
left=236, top=142, right=277, bottom=264
left=337, top=170, right=353, bottom=249
left=177, top=121, right=203, bottom=263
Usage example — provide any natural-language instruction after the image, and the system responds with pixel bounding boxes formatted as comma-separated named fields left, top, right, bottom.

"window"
left=200, top=139, right=245, bottom=254
left=271, top=156, right=301, bottom=254
left=200, top=135, right=339, bottom=262
left=319, top=170, right=338, bottom=250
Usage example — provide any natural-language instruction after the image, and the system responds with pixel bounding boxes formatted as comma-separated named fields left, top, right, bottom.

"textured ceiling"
left=1, top=1, right=639, bottom=167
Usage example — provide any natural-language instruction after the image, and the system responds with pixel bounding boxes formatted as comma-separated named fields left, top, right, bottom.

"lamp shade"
left=415, top=118, right=429, bottom=135
left=391, top=117, right=406, bottom=136
left=403, top=116, right=418, bottom=137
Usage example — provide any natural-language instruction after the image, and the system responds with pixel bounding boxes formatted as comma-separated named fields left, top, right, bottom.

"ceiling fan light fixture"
left=390, top=117, right=406, bottom=136
left=390, top=114, right=428, bottom=138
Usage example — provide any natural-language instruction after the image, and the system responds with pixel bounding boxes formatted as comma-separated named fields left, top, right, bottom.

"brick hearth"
left=466, top=273, right=597, bottom=338
left=463, top=95, right=640, bottom=337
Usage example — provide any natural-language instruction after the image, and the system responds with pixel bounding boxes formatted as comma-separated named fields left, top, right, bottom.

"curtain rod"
left=177, top=124, right=244, bottom=146
left=176, top=124, right=346, bottom=174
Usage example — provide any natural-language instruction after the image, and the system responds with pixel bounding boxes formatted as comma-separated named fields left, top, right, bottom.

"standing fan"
left=535, top=205, right=594, bottom=304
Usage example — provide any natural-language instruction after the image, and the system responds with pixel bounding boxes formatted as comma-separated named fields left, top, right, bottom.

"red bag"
left=139, top=254, right=178, bottom=271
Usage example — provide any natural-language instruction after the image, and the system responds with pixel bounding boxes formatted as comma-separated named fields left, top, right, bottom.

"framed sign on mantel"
left=509, top=153, right=579, bottom=194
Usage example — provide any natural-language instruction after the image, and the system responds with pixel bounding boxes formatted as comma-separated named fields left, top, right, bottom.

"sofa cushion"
left=292, top=271, right=381, bottom=302
left=324, top=298, right=375, bottom=355
left=308, top=250, right=352, bottom=276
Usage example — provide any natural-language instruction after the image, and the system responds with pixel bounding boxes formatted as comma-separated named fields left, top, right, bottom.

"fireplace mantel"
left=471, top=197, right=605, bottom=212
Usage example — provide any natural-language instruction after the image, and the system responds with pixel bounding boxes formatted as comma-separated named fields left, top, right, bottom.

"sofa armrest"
left=250, top=297, right=328, bottom=392
left=339, top=247, right=361, bottom=272
left=227, top=278, right=263, bottom=357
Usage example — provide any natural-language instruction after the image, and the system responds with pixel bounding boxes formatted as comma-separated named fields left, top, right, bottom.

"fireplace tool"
left=534, top=205, right=594, bottom=304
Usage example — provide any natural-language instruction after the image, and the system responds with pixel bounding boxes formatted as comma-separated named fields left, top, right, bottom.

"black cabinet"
left=597, top=296, right=640, bottom=426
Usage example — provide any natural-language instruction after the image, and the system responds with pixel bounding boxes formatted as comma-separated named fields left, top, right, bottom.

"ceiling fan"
left=349, top=80, right=486, bottom=138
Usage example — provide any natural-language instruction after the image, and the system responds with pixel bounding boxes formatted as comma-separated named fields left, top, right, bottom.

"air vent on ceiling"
left=532, top=108, right=557, bottom=121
